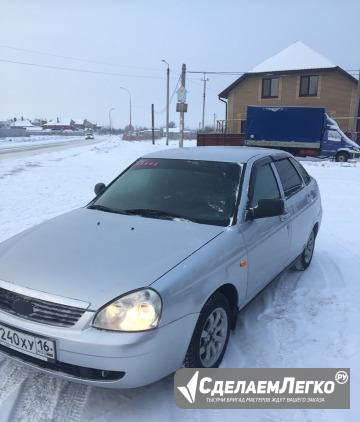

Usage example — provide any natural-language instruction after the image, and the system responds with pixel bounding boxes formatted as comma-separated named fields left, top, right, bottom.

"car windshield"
left=90, top=158, right=242, bottom=226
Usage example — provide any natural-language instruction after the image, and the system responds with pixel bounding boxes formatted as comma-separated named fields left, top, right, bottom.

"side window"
left=328, top=129, right=341, bottom=142
left=250, top=163, right=280, bottom=208
left=290, top=158, right=311, bottom=185
left=274, top=159, right=303, bottom=197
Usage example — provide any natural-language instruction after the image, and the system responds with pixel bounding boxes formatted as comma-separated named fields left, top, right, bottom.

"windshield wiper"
left=89, top=205, right=197, bottom=223
left=124, top=208, right=194, bottom=222
left=88, top=204, right=127, bottom=215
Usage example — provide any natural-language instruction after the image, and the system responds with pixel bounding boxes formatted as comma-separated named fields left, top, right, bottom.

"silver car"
left=0, top=147, right=322, bottom=388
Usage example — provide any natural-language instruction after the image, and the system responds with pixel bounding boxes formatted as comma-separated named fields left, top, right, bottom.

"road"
left=0, top=137, right=107, bottom=160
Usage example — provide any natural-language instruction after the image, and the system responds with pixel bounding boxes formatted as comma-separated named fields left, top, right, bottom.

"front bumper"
left=0, top=309, right=198, bottom=388
left=350, top=150, right=360, bottom=159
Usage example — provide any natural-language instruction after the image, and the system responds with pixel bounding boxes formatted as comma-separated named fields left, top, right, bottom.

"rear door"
left=241, top=158, right=290, bottom=298
left=273, top=158, right=313, bottom=262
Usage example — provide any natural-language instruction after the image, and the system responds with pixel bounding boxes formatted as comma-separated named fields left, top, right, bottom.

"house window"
left=299, top=75, right=319, bottom=97
left=261, top=77, right=279, bottom=98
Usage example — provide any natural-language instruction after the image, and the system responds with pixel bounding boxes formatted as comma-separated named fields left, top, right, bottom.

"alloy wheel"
left=199, top=307, right=228, bottom=367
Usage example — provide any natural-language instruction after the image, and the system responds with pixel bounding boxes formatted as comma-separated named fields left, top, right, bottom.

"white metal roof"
left=250, top=41, right=335, bottom=73
left=43, top=118, right=72, bottom=126
left=10, top=119, right=34, bottom=127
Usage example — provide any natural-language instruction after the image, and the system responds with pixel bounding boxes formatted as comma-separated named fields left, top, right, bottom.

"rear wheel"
left=335, top=151, right=349, bottom=162
left=184, top=292, right=231, bottom=368
left=294, top=229, right=315, bottom=271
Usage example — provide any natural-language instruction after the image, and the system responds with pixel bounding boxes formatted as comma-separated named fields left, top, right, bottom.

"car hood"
left=0, top=208, right=223, bottom=310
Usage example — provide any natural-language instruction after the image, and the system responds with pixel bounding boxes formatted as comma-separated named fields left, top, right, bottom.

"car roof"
left=143, top=146, right=290, bottom=164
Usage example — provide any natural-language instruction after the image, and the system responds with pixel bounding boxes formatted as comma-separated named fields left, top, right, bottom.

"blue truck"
left=245, top=106, right=360, bottom=162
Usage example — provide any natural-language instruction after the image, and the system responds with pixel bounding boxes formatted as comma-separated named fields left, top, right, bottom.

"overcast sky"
left=0, top=0, right=359, bottom=129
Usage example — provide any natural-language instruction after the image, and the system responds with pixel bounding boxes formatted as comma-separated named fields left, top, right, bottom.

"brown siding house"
left=219, top=42, right=359, bottom=136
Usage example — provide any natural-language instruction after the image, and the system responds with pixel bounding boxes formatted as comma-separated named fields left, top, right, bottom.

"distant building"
left=218, top=41, right=359, bottom=135
left=10, top=117, right=35, bottom=129
left=84, top=119, right=97, bottom=130
left=124, top=124, right=135, bottom=133
left=32, top=118, right=47, bottom=127
left=0, top=120, right=11, bottom=128
left=43, top=118, right=73, bottom=131
left=72, top=119, right=85, bottom=130
left=45, top=118, right=97, bottom=131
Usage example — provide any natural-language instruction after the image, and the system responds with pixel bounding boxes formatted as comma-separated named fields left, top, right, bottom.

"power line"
left=0, top=58, right=172, bottom=80
left=2, top=45, right=358, bottom=76
left=0, top=44, right=163, bottom=72
left=188, top=71, right=245, bottom=75
left=155, top=74, right=181, bottom=114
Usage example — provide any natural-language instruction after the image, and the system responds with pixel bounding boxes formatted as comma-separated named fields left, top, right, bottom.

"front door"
left=241, top=159, right=290, bottom=298
left=321, top=128, right=342, bottom=156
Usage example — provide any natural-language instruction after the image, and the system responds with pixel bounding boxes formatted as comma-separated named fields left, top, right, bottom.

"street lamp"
left=108, top=107, right=115, bottom=135
left=120, top=87, right=132, bottom=129
left=161, top=59, right=170, bottom=146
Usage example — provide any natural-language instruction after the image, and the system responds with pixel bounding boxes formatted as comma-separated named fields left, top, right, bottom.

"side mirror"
left=94, top=183, right=106, bottom=196
left=247, top=199, right=284, bottom=220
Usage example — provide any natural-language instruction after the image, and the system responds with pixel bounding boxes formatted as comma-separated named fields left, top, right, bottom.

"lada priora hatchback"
left=0, top=147, right=322, bottom=388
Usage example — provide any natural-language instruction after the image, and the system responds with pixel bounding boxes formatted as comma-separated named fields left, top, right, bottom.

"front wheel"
left=294, top=229, right=315, bottom=271
left=184, top=292, right=231, bottom=368
left=335, top=152, right=349, bottom=162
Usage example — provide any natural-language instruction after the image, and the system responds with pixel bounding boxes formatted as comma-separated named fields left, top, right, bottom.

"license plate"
left=0, top=322, right=56, bottom=362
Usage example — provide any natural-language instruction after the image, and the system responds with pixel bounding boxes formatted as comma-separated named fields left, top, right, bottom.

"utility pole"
left=120, top=87, right=132, bottom=128
left=352, top=69, right=360, bottom=142
left=151, top=103, right=155, bottom=145
left=179, top=63, right=186, bottom=148
left=108, top=107, right=115, bottom=135
left=201, top=73, right=209, bottom=130
left=213, top=113, right=216, bottom=131
left=162, top=60, right=170, bottom=145
left=129, top=96, right=132, bottom=127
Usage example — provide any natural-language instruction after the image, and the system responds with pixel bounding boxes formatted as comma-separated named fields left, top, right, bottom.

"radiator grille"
left=0, top=287, right=86, bottom=327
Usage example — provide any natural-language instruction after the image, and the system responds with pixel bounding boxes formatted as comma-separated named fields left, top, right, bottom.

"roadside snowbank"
left=0, top=134, right=90, bottom=150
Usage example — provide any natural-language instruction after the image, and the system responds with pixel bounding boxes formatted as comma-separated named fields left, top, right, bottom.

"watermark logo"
left=335, top=371, right=349, bottom=384
left=177, top=371, right=199, bottom=403
left=174, top=368, right=350, bottom=409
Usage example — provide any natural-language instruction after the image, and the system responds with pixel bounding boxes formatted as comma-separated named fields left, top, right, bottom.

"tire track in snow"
left=52, top=383, right=90, bottom=422
left=0, top=359, right=30, bottom=406
left=9, top=372, right=62, bottom=422
left=8, top=372, right=90, bottom=422
left=266, top=271, right=303, bottom=361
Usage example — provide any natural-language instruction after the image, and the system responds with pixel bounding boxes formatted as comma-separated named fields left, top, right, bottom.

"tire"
left=294, top=229, right=316, bottom=271
left=184, top=292, right=231, bottom=368
left=335, top=152, right=349, bottom=162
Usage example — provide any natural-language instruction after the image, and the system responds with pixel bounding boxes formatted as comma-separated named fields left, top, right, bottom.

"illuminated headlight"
left=93, top=289, right=162, bottom=332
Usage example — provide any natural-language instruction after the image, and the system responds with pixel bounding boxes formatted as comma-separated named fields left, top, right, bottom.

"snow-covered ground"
left=0, top=138, right=358, bottom=421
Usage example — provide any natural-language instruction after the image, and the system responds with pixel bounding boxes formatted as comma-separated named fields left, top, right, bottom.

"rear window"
left=274, top=158, right=303, bottom=197
left=290, top=158, right=311, bottom=185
